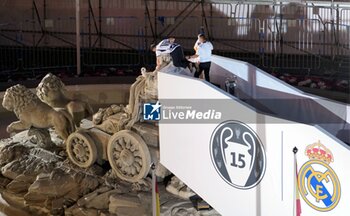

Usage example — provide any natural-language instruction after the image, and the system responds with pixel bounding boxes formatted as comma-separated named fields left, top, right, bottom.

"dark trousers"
left=194, top=62, right=211, bottom=82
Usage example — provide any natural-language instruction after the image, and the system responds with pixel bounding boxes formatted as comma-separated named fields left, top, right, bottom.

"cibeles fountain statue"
left=0, top=64, right=210, bottom=216
left=36, top=73, right=94, bottom=127
left=2, top=84, right=75, bottom=140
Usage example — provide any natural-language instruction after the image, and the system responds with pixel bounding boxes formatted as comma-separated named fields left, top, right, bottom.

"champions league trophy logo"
left=210, top=121, right=266, bottom=189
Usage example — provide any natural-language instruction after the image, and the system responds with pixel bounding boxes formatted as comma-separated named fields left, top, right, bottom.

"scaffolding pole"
left=76, top=0, right=81, bottom=75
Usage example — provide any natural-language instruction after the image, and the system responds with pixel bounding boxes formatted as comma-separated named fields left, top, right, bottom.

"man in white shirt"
left=190, top=34, right=213, bottom=82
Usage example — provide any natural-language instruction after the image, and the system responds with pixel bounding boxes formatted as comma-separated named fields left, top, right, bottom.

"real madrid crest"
left=298, top=141, right=341, bottom=212
left=209, top=120, right=266, bottom=190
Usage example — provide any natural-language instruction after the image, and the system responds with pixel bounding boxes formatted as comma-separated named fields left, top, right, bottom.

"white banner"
left=158, top=71, right=350, bottom=216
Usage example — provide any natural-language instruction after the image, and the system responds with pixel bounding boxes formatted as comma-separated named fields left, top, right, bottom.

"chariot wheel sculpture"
left=107, top=130, right=151, bottom=182
left=66, top=131, right=97, bottom=168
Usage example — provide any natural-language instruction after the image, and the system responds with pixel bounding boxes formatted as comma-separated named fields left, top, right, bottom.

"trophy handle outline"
left=243, top=132, right=255, bottom=171
left=220, top=127, right=234, bottom=164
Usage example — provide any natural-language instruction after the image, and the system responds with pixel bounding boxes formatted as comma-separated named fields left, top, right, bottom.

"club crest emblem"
left=298, top=141, right=341, bottom=212
left=209, top=121, right=266, bottom=190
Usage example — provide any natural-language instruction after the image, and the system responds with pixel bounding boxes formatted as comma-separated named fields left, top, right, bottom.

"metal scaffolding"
left=0, top=0, right=349, bottom=79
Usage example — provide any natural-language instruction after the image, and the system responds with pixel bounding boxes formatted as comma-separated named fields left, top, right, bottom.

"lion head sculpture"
left=36, top=73, right=67, bottom=104
left=2, top=84, right=38, bottom=116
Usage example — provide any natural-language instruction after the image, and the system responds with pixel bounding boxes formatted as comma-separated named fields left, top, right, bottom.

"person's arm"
left=190, top=54, right=199, bottom=58
left=193, top=39, right=200, bottom=52
left=190, top=48, right=201, bottom=63
left=155, top=56, right=162, bottom=70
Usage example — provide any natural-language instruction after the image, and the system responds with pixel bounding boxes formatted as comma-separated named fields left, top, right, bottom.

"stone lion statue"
left=36, top=73, right=94, bottom=127
left=2, top=84, right=74, bottom=140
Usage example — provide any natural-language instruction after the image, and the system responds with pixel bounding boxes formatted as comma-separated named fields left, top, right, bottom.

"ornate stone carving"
left=124, top=68, right=158, bottom=129
left=166, top=176, right=195, bottom=200
left=62, top=67, right=164, bottom=183
left=92, top=104, right=129, bottom=134
left=36, top=73, right=94, bottom=127
left=91, top=67, right=158, bottom=135
left=65, top=131, right=98, bottom=168
left=107, top=130, right=152, bottom=182
left=2, top=84, right=74, bottom=140
left=27, top=127, right=57, bottom=151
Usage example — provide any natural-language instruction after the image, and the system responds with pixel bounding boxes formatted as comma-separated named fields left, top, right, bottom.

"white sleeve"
left=209, top=42, right=213, bottom=50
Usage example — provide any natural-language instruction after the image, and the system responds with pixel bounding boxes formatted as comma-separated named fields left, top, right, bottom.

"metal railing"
left=262, top=18, right=322, bottom=70
left=209, top=17, right=262, bottom=65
